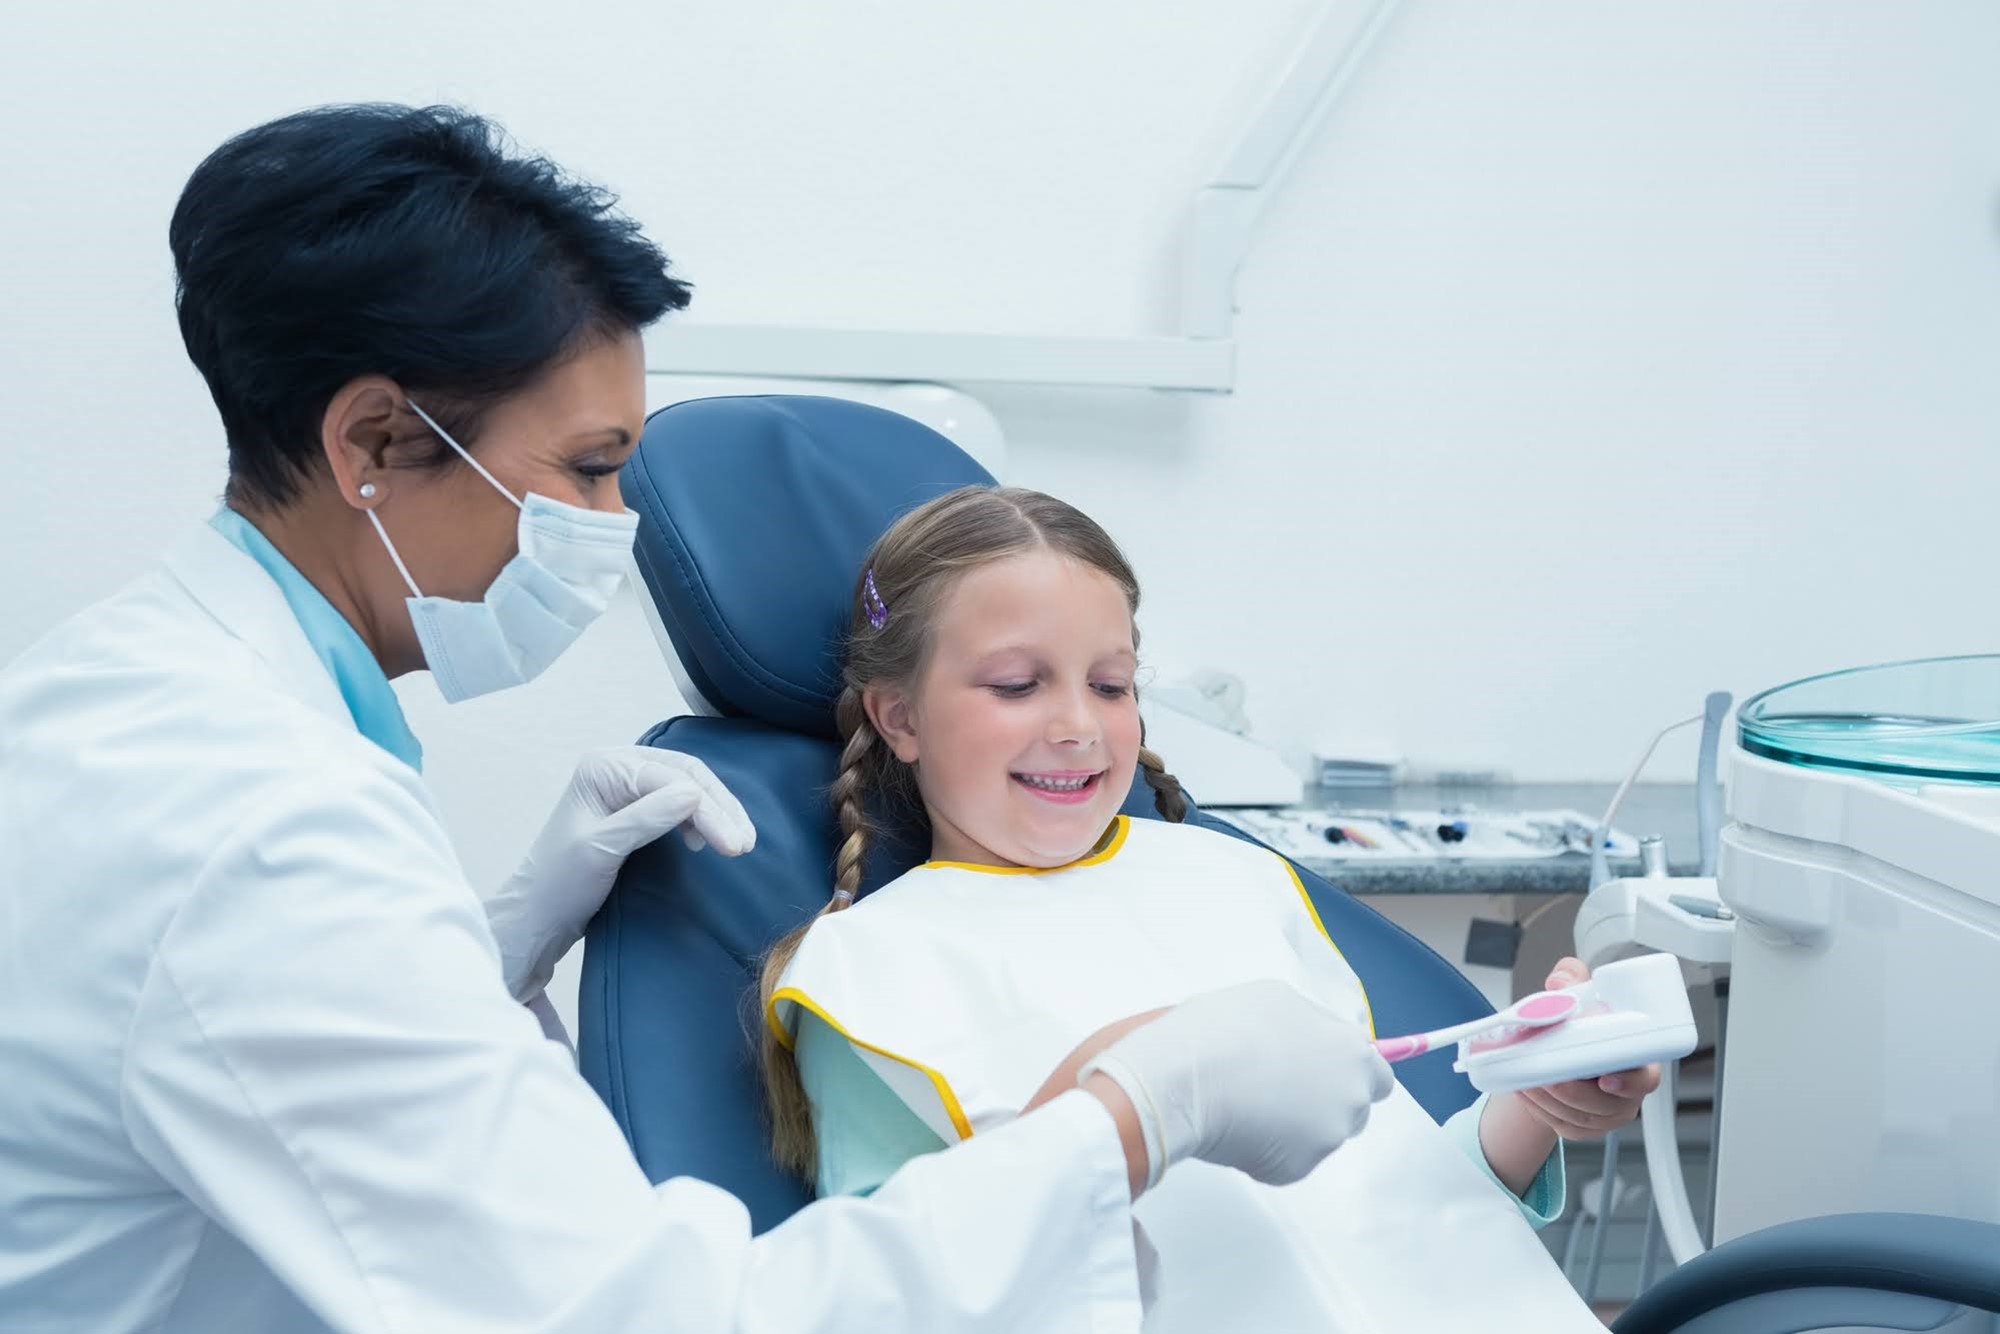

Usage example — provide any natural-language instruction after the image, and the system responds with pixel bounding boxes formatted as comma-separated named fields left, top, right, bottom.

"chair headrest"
left=621, top=395, right=995, bottom=739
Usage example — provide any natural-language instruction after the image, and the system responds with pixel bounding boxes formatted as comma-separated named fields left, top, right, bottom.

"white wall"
left=6, top=2, right=1999, bottom=1024
left=998, top=0, right=2000, bottom=782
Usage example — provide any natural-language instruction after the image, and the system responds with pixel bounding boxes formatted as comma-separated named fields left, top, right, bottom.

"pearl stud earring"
left=359, top=483, right=377, bottom=499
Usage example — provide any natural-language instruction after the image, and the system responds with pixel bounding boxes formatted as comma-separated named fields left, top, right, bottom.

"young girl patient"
left=760, top=486, right=1653, bottom=1332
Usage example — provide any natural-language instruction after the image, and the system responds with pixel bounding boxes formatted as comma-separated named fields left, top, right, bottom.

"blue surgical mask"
left=365, top=401, right=639, bottom=703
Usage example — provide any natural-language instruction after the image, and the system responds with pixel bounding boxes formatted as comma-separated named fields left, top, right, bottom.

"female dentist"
left=0, top=105, right=1392, bottom=1333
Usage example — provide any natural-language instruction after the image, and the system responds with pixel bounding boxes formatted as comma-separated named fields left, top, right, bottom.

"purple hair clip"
left=862, top=568, right=889, bottom=630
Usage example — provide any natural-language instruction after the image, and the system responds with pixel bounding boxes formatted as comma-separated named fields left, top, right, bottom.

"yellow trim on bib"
left=922, top=814, right=1132, bottom=876
left=1277, top=856, right=1378, bottom=1039
left=768, top=987, right=976, bottom=1141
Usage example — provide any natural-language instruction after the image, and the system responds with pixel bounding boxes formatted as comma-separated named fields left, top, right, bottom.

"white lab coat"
left=0, top=524, right=1141, bottom=1333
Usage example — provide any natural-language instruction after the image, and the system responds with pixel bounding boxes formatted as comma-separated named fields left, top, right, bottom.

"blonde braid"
left=827, top=687, right=877, bottom=902
left=1137, top=746, right=1188, bottom=823
left=757, top=686, right=879, bottom=1180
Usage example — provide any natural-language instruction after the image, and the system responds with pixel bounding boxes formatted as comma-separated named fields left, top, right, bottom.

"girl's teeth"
left=1021, top=774, right=1091, bottom=792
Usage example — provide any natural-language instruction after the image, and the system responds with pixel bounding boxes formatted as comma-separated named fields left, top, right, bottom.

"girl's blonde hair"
left=757, top=485, right=1188, bottom=1180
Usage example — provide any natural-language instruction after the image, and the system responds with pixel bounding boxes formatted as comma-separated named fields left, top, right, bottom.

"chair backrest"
left=580, top=395, right=1490, bottom=1234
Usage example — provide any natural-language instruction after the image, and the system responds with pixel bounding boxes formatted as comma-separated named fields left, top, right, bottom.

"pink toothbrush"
left=1372, top=988, right=1582, bottom=1063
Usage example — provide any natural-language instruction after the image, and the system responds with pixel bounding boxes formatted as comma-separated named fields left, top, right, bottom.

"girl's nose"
left=1044, top=690, right=1101, bottom=748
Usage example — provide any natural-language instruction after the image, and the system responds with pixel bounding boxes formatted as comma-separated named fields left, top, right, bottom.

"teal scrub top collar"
left=210, top=508, right=423, bottom=772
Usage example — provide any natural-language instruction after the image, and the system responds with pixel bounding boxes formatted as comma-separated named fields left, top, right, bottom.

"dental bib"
left=772, top=817, right=1605, bottom=1333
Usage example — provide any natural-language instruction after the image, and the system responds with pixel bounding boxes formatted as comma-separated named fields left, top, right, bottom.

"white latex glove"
left=1080, top=979, right=1393, bottom=1189
left=486, top=745, right=755, bottom=1001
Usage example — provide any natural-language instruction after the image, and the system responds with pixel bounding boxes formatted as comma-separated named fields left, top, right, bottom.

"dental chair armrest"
left=1612, top=1213, right=2000, bottom=1334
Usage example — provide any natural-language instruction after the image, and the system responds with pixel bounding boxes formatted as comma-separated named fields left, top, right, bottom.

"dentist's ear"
left=864, top=684, right=921, bottom=764
left=319, top=376, right=408, bottom=510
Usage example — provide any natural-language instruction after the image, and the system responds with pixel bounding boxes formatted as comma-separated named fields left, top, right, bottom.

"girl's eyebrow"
left=969, top=642, right=1136, bottom=667
left=971, top=645, right=1040, bottom=668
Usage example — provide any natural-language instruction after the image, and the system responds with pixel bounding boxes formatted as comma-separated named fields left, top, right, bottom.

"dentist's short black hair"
left=169, top=103, right=690, bottom=510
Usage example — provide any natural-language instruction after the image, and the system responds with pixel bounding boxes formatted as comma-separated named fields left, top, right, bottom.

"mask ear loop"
left=365, top=508, right=425, bottom=600
left=405, top=399, right=525, bottom=512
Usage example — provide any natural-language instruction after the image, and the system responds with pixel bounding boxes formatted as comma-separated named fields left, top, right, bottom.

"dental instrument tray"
left=1212, top=807, right=1640, bottom=864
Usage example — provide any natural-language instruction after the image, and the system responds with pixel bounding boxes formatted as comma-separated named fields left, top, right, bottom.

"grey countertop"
left=1255, top=781, right=1702, bottom=896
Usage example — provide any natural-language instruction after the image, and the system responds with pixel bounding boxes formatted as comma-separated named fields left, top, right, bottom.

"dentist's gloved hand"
left=1079, top=979, right=1393, bottom=1189
left=487, top=745, right=755, bottom=1001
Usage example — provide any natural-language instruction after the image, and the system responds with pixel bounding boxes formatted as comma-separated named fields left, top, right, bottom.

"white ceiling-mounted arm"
left=1182, top=0, right=1404, bottom=339
left=644, top=326, right=1235, bottom=392
left=645, top=0, right=1402, bottom=392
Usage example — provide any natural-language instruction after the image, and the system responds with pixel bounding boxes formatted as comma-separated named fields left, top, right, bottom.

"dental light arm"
left=1591, top=713, right=1703, bottom=892
left=1695, top=691, right=1730, bottom=877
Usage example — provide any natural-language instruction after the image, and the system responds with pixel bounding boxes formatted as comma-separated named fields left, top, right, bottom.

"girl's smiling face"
left=866, top=548, right=1142, bottom=868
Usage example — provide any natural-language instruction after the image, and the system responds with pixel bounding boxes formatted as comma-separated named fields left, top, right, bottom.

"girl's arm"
left=1022, top=1009, right=1170, bottom=1115
left=1476, top=958, right=1660, bottom=1203
left=1476, top=1093, right=1563, bottom=1197
left=1022, top=1010, right=1167, bottom=1198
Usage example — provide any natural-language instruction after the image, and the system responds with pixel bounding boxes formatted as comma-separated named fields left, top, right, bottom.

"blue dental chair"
left=580, top=395, right=2000, bottom=1334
